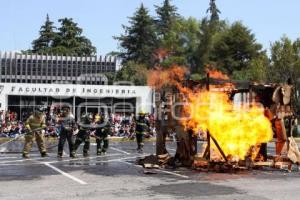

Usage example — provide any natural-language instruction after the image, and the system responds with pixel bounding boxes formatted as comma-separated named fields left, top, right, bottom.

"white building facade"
left=0, top=52, right=153, bottom=119
left=0, top=83, right=153, bottom=119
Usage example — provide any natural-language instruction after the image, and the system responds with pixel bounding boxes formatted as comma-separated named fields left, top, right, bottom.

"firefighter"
left=73, top=113, right=92, bottom=157
left=22, top=107, right=48, bottom=159
left=57, top=107, right=76, bottom=158
left=94, top=114, right=110, bottom=155
left=135, top=111, right=149, bottom=153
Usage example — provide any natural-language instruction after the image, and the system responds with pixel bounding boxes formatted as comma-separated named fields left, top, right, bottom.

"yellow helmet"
left=95, top=114, right=101, bottom=121
left=138, top=111, right=146, bottom=116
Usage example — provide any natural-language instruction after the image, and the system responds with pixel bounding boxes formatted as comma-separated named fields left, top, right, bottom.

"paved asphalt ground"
left=0, top=139, right=300, bottom=200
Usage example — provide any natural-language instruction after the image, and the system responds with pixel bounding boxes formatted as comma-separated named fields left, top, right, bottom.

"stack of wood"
left=136, top=154, right=173, bottom=169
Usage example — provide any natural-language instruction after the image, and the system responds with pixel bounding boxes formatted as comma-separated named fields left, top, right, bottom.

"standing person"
left=57, top=107, right=76, bottom=158
left=22, top=107, right=48, bottom=159
left=94, top=114, right=110, bottom=155
left=73, top=113, right=92, bottom=157
left=135, top=111, right=149, bottom=153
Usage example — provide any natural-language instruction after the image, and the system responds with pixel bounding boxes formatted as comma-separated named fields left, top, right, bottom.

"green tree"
left=53, top=18, right=96, bottom=56
left=115, top=4, right=157, bottom=66
left=269, top=36, right=300, bottom=83
left=269, top=37, right=291, bottom=82
left=194, top=18, right=212, bottom=73
left=155, top=0, right=179, bottom=37
left=27, top=17, right=96, bottom=56
left=31, top=14, right=57, bottom=54
left=211, top=22, right=263, bottom=75
left=232, top=53, right=269, bottom=82
left=207, top=0, right=221, bottom=22
left=153, top=18, right=201, bottom=69
left=193, top=18, right=228, bottom=74
left=115, top=61, right=147, bottom=85
left=193, top=0, right=223, bottom=74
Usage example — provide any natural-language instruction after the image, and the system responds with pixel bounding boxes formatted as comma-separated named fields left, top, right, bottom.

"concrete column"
left=50, top=54, right=54, bottom=83
left=99, top=55, right=102, bottom=73
left=34, top=53, right=38, bottom=83
left=85, top=56, right=88, bottom=84
left=13, top=52, right=17, bottom=82
left=80, top=56, right=83, bottom=84
left=20, top=53, right=23, bottom=83
left=75, top=56, right=78, bottom=82
left=9, top=52, right=13, bottom=83
left=46, top=54, right=49, bottom=83
left=30, top=53, right=33, bottom=83
left=38, top=53, right=42, bottom=83
left=70, top=55, right=73, bottom=84
left=104, top=56, right=107, bottom=72
left=55, top=54, right=58, bottom=82
left=60, top=55, right=63, bottom=82
left=4, top=52, right=7, bottom=82
left=25, top=53, right=28, bottom=83
left=84, top=56, right=90, bottom=85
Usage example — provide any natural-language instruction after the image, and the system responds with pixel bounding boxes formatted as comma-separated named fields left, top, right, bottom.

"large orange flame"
left=148, top=67, right=273, bottom=160
left=205, top=68, right=229, bottom=80
left=147, top=65, right=187, bottom=90
left=183, top=90, right=273, bottom=160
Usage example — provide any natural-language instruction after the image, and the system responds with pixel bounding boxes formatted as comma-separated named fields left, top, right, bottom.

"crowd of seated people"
left=0, top=110, right=156, bottom=139
left=0, top=110, right=25, bottom=138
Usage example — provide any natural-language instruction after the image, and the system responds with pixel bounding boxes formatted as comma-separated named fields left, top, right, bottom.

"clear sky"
left=0, top=0, right=299, bottom=55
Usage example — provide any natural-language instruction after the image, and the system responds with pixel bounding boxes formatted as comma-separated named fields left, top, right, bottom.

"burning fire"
left=183, top=90, right=273, bottom=160
left=148, top=67, right=273, bottom=160
left=205, top=68, right=229, bottom=80
left=147, top=65, right=187, bottom=90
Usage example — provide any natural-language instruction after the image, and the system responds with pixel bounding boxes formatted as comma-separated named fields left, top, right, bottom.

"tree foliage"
left=27, top=16, right=96, bottom=56
left=232, top=54, right=269, bottom=82
left=269, top=36, right=300, bottom=83
left=207, top=0, right=221, bottom=22
left=211, top=22, right=263, bottom=75
left=115, top=61, right=148, bottom=85
left=52, top=18, right=96, bottom=56
left=114, top=4, right=157, bottom=66
left=155, top=0, right=179, bottom=37
left=114, top=1, right=270, bottom=82
left=157, top=18, right=200, bottom=68
left=32, top=14, right=57, bottom=54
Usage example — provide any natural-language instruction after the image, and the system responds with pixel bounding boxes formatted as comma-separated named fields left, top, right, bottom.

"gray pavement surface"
left=0, top=139, right=299, bottom=200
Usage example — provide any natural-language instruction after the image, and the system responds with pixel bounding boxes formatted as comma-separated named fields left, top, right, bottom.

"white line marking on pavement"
left=43, top=162, right=87, bottom=185
left=0, top=156, right=18, bottom=159
left=0, top=156, right=141, bottom=166
left=119, top=160, right=189, bottom=179
left=47, top=153, right=122, bottom=164
left=0, top=163, right=45, bottom=166
left=154, top=169, right=189, bottom=179
left=0, top=154, right=124, bottom=166
left=110, top=147, right=131, bottom=155
left=0, top=157, right=46, bottom=164
left=0, top=153, right=123, bottom=165
left=93, top=155, right=146, bottom=163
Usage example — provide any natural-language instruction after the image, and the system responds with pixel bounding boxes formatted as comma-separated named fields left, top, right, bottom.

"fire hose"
left=0, top=126, right=59, bottom=154
left=0, top=125, right=112, bottom=154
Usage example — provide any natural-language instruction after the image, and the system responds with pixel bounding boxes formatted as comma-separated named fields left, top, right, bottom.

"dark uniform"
left=135, top=113, right=149, bottom=153
left=74, top=114, right=92, bottom=157
left=94, top=115, right=110, bottom=155
left=57, top=110, right=76, bottom=158
left=22, top=110, right=47, bottom=158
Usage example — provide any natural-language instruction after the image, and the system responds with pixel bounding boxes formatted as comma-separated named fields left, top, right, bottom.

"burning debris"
left=147, top=66, right=300, bottom=173
left=183, top=89, right=273, bottom=161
